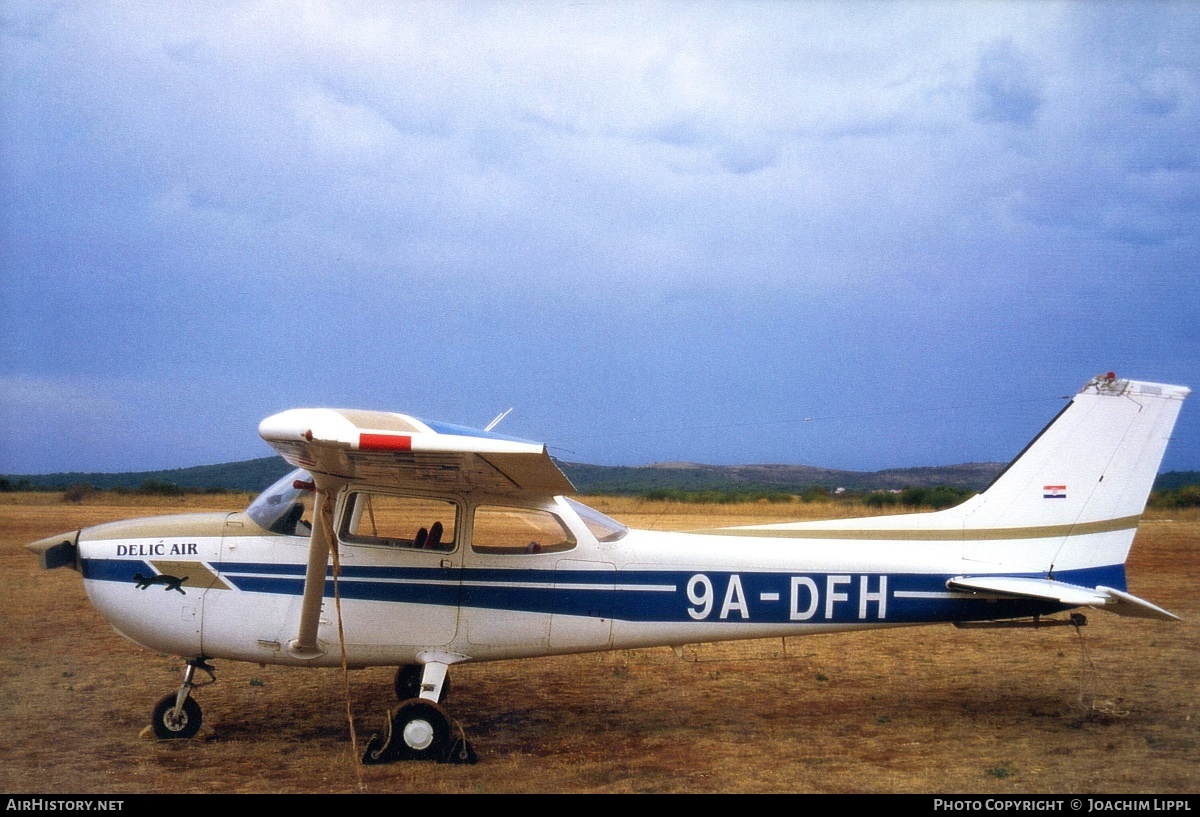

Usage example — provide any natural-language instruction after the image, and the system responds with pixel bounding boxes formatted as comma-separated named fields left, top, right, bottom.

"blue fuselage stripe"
left=80, top=559, right=1126, bottom=626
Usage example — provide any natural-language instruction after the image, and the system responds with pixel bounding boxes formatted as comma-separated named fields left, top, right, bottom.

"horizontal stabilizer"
left=1094, top=585, right=1182, bottom=622
left=948, top=576, right=1108, bottom=606
left=947, top=576, right=1180, bottom=622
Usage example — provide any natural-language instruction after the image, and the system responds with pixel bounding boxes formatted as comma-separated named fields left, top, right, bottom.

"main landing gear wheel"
left=394, top=664, right=448, bottom=702
left=151, top=694, right=202, bottom=739
left=394, top=699, right=450, bottom=759
left=362, top=698, right=460, bottom=763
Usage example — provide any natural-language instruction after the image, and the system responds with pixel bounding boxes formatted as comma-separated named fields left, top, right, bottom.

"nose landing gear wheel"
left=151, top=694, right=202, bottom=739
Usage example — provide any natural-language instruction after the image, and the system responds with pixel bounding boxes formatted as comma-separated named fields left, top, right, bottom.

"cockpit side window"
left=471, top=506, right=576, bottom=555
left=340, top=492, right=457, bottom=552
left=246, top=468, right=315, bottom=537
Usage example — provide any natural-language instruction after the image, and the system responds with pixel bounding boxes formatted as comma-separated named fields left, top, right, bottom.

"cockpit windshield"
left=246, top=467, right=314, bottom=536
left=565, top=497, right=628, bottom=543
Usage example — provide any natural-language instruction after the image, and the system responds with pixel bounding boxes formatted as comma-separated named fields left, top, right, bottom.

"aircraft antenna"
left=485, top=407, right=514, bottom=432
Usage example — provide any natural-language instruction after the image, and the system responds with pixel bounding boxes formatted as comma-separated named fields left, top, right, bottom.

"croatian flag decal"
left=1043, top=485, right=1067, bottom=499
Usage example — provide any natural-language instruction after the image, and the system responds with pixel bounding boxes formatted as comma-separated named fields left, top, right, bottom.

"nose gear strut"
left=151, top=658, right=215, bottom=740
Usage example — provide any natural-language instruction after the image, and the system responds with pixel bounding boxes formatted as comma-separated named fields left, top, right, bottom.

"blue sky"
left=2, top=1, right=1198, bottom=476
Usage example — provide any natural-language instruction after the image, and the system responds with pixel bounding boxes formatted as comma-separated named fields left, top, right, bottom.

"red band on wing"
left=358, top=433, right=413, bottom=452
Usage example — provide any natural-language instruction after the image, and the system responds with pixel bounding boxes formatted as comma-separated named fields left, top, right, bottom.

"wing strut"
left=289, top=477, right=345, bottom=658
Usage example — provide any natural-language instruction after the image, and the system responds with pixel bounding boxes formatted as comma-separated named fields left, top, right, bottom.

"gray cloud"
left=2, top=1, right=1197, bottom=474
left=972, top=39, right=1043, bottom=126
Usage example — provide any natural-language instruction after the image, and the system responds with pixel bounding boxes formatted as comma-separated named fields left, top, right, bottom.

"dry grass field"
left=1, top=492, right=1197, bottom=794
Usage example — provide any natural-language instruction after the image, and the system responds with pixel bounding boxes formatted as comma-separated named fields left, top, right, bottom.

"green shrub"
left=1149, top=485, right=1200, bottom=508
left=62, top=484, right=93, bottom=504
left=138, top=479, right=184, bottom=496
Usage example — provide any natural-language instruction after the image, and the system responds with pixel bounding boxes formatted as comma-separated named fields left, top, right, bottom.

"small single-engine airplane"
left=28, top=373, right=1189, bottom=762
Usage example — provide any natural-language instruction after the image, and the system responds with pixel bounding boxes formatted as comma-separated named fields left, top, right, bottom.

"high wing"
left=259, top=408, right=573, bottom=658
left=259, top=408, right=573, bottom=498
left=947, top=576, right=1180, bottom=621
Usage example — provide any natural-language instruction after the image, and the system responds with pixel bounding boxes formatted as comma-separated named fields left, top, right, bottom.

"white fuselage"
left=76, top=492, right=1109, bottom=670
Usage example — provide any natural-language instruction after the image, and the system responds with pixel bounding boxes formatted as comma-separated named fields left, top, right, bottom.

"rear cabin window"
left=340, top=493, right=456, bottom=552
left=471, top=506, right=576, bottom=555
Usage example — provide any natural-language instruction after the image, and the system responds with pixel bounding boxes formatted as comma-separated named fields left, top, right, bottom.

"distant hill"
left=1154, top=471, right=1200, bottom=491
left=557, top=461, right=1007, bottom=494
left=0, top=457, right=292, bottom=493
left=3, top=459, right=1195, bottom=496
left=4, top=456, right=1005, bottom=495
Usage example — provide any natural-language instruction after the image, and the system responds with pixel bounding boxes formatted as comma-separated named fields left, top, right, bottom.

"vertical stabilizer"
left=959, top=375, right=1188, bottom=572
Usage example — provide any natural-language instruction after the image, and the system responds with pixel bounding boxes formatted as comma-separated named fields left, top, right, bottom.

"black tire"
left=151, top=694, right=202, bottom=739
left=394, top=664, right=448, bottom=702
left=391, top=698, right=451, bottom=761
